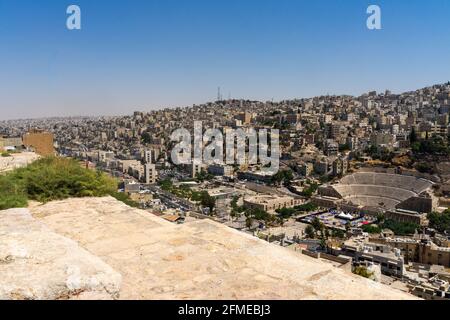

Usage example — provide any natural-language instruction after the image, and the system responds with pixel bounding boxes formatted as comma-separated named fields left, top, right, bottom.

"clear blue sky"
left=1, top=0, right=450, bottom=120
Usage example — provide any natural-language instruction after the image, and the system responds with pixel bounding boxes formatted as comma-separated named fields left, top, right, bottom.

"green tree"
left=301, top=183, right=319, bottom=198
left=231, top=196, right=239, bottom=209
left=295, top=202, right=318, bottom=212
left=195, top=170, right=214, bottom=182
left=305, top=225, right=315, bottom=239
left=427, top=210, right=450, bottom=234
left=199, top=191, right=216, bottom=213
left=362, top=224, right=382, bottom=234
left=270, top=169, right=294, bottom=186
left=230, top=196, right=242, bottom=220
left=312, top=217, right=324, bottom=232
left=381, top=219, right=419, bottom=236
left=332, top=229, right=345, bottom=239
left=339, top=144, right=350, bottom=152
left=141, top=132, right=152, bottom=144
left=409, top=127, right=417, bottom=143
left=319, top=237, right=328, bottom=250
left=159, top=179, right=173, bottom=191
left=276, top=207, right=297, bottom=219
left=376, top=213, right=385, bottom=224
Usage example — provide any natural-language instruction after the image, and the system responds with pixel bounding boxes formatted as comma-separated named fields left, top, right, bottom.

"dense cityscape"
left=1, top=82, right=450, bottom=300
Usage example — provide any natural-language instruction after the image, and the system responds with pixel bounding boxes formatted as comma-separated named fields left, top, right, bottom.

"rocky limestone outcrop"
left=28, top=197, right=417, bottom=300
left=0, top=152, right=39, bottom=173
left=0, top=208, right=121, bottom=300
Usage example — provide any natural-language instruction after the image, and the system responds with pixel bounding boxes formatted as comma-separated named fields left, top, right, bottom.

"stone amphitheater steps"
left=331, top=173, right=434, bottom=211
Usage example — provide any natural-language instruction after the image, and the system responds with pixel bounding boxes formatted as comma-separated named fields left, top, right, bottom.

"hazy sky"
left=1, top=0, right=450, bottom=120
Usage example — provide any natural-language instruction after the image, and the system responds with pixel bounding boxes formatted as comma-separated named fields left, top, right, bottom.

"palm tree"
left=305, top=225, right=315, bottom=239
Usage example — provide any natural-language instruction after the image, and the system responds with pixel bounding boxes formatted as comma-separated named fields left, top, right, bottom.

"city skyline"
left=0, top=81, right=448, bottom=122
left=1, top=0, right=450, bottom=120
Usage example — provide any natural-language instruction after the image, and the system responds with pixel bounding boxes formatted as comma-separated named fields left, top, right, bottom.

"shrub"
left=353, top=266, right=374, bottom=279
left=0, top=156, right=134, bottom=210
left=0, top=174, right=28, bottom=209
left=12, top=157, right=118, bottom=203
left=110, top=191, right=140, bottom=208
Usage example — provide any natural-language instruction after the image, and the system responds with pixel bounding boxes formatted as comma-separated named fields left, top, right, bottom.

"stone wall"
left=0, top=208, right=121, bottom=300
left=23, top=131, right=54, bottom=156
left=396, top=196, right=433, bottom=213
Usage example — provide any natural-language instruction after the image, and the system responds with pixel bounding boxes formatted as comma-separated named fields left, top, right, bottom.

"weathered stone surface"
left=0, top=152, right=39, bottom=173
left=0, top=208, right=121, bottom=300
left=29, top=197, right=417, bottom=300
